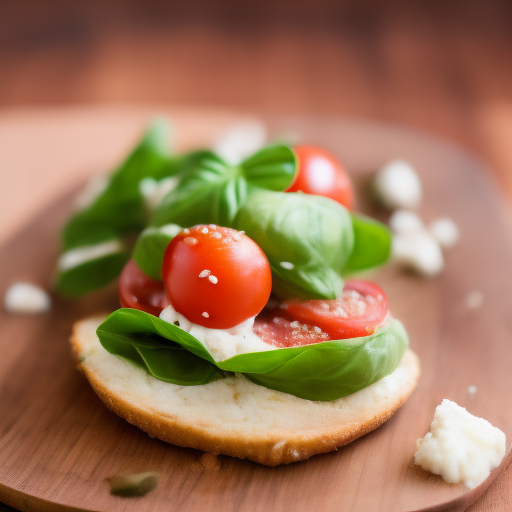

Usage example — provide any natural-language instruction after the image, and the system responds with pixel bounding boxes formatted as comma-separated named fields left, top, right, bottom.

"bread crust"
left=71, top=315, right=420, bottom=466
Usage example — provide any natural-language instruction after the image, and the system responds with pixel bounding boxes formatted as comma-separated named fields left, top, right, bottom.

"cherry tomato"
left=279, top=280, right=389, bottom=340
left=162, top=225, right=272, bottom=329
left=287, top=145, right=354, bottom=209
left=119, top=259, right=169, bottom=316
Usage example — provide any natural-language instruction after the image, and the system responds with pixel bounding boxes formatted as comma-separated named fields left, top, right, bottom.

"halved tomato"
left=119, top=259, right=168, bottom=316
left=279, top=280, right=389, bottom=340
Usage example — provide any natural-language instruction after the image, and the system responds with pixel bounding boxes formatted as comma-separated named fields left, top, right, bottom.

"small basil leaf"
left=96, top=308, right=408, bottom=401
left=344, top=214, right=392, bottom=273
left=132, top=224, right=182, bottom=280
left=150, top=152, right=237, bottom=227
left=234, top=190, right=354, bottom=300
left=56, top=249, right=130, bottom=297
left=151, top=144, right=298, bottom=229
left=62, top=119, right=174, bottom=251
left=240, top=144, right=297, bottom=191
left=97, top=309, right=224, bottom=385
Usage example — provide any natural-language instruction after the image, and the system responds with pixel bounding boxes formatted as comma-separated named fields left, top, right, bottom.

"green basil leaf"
left=234, top=190, right=354, bottom=300
left=97, top=309, right=224, bottom=385
left=221, top=319, right=408, bottom=400
left=56, top=249, right=130, bottom=297
left=344, top=214, right=392, bottom=273
left=240, top=144, right=297, bottom=190
left=132, top=224, right=182, bottom=280
left=96, top=308, right=408, bottom=401
left=62, top=119, right=175, bottom=251
left=151, top=145, right=297, bottom=228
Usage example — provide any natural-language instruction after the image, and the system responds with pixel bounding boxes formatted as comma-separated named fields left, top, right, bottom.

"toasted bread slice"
left=71, top=315, right=420, bottom=466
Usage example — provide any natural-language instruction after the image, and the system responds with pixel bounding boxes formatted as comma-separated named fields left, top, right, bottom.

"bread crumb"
left=191, top=453, right=220, bottom=471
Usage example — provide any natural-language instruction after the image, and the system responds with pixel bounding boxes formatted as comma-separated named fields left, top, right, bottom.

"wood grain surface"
left=1, top=109, right=512, bottom=511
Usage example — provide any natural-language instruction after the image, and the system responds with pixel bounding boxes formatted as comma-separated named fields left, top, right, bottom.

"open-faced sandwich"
left=61, top=120, right=420, bottom=465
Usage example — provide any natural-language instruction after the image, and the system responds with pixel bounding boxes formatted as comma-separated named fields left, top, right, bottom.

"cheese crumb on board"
left=389, top=210, right=424, bottom=235
left=392, top=231, right=444, bottom=277
left=374, top=160, right=422, bottom=210
left=465, top=291, right=484, bottom=310
left=4, top=282, right=51, bottom=314
left=414, top=399, right=506, bottom=489
left=429, top=218, right=460, bottom=249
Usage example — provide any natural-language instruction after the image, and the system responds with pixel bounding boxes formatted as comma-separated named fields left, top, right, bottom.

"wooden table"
left=1, top=2, right=512, bottom=510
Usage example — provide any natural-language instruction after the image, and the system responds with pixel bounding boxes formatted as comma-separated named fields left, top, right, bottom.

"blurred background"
left=1, top=0, right=512, bottom=194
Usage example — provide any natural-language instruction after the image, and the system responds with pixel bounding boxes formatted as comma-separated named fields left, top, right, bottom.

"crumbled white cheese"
left=160, top=304, right=275, bottom=361
left=392, top=231, right=444, bottom=277
left=389, top=210, right=424, bottom=235
left=465, top=291, right=484, bottom=310
left=139, top=177, right=179, bottom=211
left=74, top=175, right=110, bottom=210
left=4, top=282, right=51, bottom=314
left=214, top=119, right=267, bottom=165
left=429, top=218, right=460, bottom=249
left=374, top=160, right=422, bottom=210
left=58, top=240, right=123, bottom=271
left=414, top=399, right=506, bottom=489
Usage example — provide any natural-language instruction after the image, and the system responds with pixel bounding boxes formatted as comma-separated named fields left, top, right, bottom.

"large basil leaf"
left=234, top=190, right=354, bottom=300
left=150, top=144, right=297, bottom=228
left=96, top=308, right=408, bottom=401
left=344, top=214, right=392, bottom=273
left=132, top=224, right=182, bottom=280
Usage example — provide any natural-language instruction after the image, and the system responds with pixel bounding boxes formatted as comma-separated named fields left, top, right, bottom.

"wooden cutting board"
left=1, top=108, right=512, bottom=512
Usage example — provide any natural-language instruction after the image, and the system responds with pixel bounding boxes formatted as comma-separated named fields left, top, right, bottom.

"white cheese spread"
left=414, top=399, right=506, bottom=489
left=58, top=240, right=124, bottom=271
left=374, top=160, right=422, bottom=210
left=160, top=304, right=275, bottom=362
left=4, top=282, right=51, bottom=314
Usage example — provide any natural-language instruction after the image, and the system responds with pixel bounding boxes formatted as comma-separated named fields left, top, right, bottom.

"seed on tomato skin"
left=208, top=275, right=218, bottom=284
left=202, top=312, right=209, bottom=318
left=184, top=237, right=198, bottom=245
left=199, top=269, right=211, bottom=278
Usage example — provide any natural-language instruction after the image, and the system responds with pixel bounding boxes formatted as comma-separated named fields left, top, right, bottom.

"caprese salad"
left=59, top=119, right=408, bottom=401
